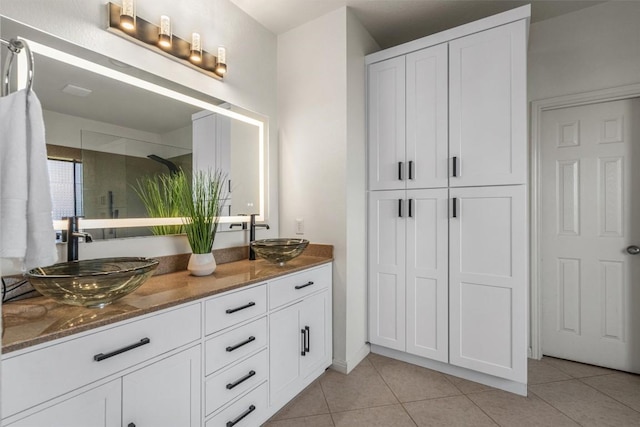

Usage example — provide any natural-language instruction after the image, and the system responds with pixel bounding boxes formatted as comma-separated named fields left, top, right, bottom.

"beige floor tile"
left=468, top=389, right=579, bottom=426
left=368, top=354, right=460, bottom=402
left=270, top=380, right=329, bottom=420
left=262, top=414, right=334, bottom=427
left=332, top=404, right=417, bottom=427
left=530, top=379, right=640, bottom=426
left=404, top=395, right=497, bottom=426
left=541, top=357, right=614, bottom=378
left=320, top=357, right=398, bottom=413
left=443, top=374, right=497, bottom=394
left=528, top=358, right=572, bottom=384
left=581, top=373, right=640, bottom=412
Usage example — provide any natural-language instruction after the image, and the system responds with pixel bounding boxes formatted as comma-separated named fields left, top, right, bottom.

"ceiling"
left=230, top=0, right=606, bottom=48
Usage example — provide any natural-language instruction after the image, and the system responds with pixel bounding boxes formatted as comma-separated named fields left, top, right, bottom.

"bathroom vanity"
left=1, top=254, right=333, bottom=427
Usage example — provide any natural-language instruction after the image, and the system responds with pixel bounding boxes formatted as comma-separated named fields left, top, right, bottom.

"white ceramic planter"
left=187, top=252, right=217, bottom=276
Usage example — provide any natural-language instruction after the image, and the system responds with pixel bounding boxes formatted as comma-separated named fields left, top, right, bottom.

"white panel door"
left=541, top=99, right=640, bottom=373
left=406, top=189, right=449, bottom=362
left=449, top=20, right=527, bottom=187
left=122, top=346, right=201, bottom=427
left=368, top=56, right=406, bottom=190
left=368, top=190, right=406, bottom=350
left=406, top=44, right=448, bottom=189
left=269, top=302, right=302, bottom=406
left=300, top=291, right=330, bottom=377
left=449, top=185, right=527, bottom=382
left=7, top=380, right=121, bottom=427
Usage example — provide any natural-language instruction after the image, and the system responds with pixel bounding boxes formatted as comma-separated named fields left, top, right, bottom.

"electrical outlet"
left=295, top=218, right=304, bottom=235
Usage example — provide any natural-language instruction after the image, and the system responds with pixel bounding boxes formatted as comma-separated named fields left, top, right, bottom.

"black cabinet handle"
left=226, top=336, right=256, bottom=352
left=94, top=338, right=150, bottom=362
left=301, top=328, right=306, bottom=356
left=294, top=281, right=314, bottom=290
left=128, top=424, right=136, bottom=427
left=226, top=405, right=256, bottom=427
left=452, top=198, right=458, bottom=218
left=452, top=156, right=458, bottom=177
left=226, top=370, right=256, bottom=390
left=226, top=301, right=256, bottom=314
left=398, top=199, right=403, bottom=218
left=398, top=161, right=404, bottom=180
left=304, top=326, right=310, bottom=353
left=408, top=160, right=414, bottom=180
left=408, top=199, right=413, bottom=218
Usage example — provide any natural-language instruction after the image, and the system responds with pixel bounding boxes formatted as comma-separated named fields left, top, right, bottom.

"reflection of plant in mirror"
left=176, top=169, right=228, bottom=254
left=133, top=173, right=184, bottom=235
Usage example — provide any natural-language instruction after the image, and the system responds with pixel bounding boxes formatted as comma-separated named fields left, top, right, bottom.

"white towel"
left=0, top=89, right=58, bottom=270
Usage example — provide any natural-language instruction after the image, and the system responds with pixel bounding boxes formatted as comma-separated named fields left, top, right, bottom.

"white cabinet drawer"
left=269, top=264, right=331, bottom=309
left=2, top=303, right=201, bottom=418
left=205, top=284, right=266, bottom=335
left=205, top=316, right=267, bottom=375
left=205, top=349, right=268, bottom=416
left=206, top=381, right=267, bottom=427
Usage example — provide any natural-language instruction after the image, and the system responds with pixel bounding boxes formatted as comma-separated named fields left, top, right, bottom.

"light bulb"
left=120, top=0, right=135, bottom=30
left=190, top=33, right=202, bottom=62
left=158, top=15, right=172, bottom=48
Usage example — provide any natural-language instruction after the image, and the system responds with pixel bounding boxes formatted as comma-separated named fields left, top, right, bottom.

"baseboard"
left=330, top=358, right=348, bottom=374
left=331, top=343, right=371, bottom=374
left=370, top=345, right=528, bottom=396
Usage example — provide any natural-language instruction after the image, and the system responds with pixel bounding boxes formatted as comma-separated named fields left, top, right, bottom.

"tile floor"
left=263, top=353, right=640, bottom=426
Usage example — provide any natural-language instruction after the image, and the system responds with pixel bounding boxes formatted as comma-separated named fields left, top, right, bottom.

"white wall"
left=0, top=0, right=278, bottom=265
left=278, top=7, right=378, bottom=372
left=529, top=1, right=640, bottom=101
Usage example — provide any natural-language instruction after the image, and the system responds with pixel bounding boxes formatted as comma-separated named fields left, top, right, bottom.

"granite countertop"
left=2, top=254, right=332, bottom=355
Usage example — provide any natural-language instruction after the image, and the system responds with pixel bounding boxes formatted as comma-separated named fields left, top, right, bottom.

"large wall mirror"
left=2, top=17, right=267, bottom=241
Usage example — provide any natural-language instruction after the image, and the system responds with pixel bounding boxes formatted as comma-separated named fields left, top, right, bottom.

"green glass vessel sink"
left=27, top=257, right=159, bottom=308
left=251, top=238, right=309, bottom=265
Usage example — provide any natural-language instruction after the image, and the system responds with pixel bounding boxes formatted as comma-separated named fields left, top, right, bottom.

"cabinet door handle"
left=128, top=424, right=136, bottom=427
left=452, top=156, right=458, bottom=177
left=398, top=199, right=404, bottom=218
left=408, top=160, right=414, bottom=180
left=226, top=370, right=256, bottom=390
left=226, top=336, right=256, bottom=352
left=408, top=199, right=413, bottom=218
left=226, top=301, right=256, bottom=314
left=304, top=326, right=310, bottom=353
left=93, top=338, right=150, bottom=362
left=398, top=161, right=404, bottom=180
left=294, top=281, right=314, bottom=290
left=226, top=405, right=256, bottom=427
left=452, top=198, right=458, bottom=218
left=301, top=328, right=307, bottom=356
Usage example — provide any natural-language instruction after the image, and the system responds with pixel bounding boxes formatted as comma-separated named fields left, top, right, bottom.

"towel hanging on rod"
left=1, top=37, right=34, bottom=96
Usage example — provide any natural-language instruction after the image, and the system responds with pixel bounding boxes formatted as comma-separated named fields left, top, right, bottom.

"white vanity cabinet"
left=269, top=265, right=332, bottom=410
left=367, top=6, right=529, bottom=394
left=2, top=303, right=202, bottom=427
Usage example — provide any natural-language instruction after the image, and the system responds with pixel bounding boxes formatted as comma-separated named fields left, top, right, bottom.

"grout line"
left=366, top=355, right=402, bottom=404
left=462, top=394, right=501, bottom=426
left=577, top=377, right=640, bottom=414
left=317, top=376, right=334, bottom=416
left=527, top=382, right=586, bottom=426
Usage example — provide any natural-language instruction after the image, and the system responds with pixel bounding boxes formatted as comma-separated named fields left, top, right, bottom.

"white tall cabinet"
left=367, top=6, right=529, bottom=393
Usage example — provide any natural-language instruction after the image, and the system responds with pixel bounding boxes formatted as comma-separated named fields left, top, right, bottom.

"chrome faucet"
left=64, top=216, right=93, bottom=262
left=249, top=214, right=269, bottom=260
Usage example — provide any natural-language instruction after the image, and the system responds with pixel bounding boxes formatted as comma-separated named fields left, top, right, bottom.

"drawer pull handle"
left=301, top=328, right=306, bottom=356
left=226, top=404, right=256, bottom=427
left=294, top=281, right=314, bottom=290
left=304, top=325, right=310, bottom=353
left=226, top=370, right=256, bottom=390
left=226, top=301, right=256, bottom=314
left=226, top=336, right=256, bottom=352
left=94, top=338, right=150, bottom=362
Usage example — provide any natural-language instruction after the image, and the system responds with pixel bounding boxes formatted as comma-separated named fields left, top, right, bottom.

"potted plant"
left=175, top=169, right=228, bottom=276
left=133, top=172, right=184, bottom=236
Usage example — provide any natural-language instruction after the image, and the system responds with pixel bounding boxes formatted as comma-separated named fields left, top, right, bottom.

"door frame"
left=530, top=82, right=640, bottom=359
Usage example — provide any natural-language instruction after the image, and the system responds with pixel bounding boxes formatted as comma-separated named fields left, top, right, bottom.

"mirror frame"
left=20, top=38, right=266, bottom=232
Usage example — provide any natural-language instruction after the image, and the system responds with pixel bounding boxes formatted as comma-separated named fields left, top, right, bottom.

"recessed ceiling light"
left=62, top=84, right=92, bottom=97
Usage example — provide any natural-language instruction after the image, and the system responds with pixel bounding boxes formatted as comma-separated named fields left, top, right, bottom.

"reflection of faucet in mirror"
left=249, top=214, right=269, bottom=260
left=147, top=154, right=180, bottom=175
left=64, top=216, right=93, bottom=262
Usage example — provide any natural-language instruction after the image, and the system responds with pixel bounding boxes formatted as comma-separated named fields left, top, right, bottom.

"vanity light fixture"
left=190, top=33, right=202, bottom=63
left=119, top=0, right=135, bottom=30
left=106, top=2, right=227, bottom=79
left=215, top=47, right=227, bottom=76
left=158, top=15, right=172, bottom=48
